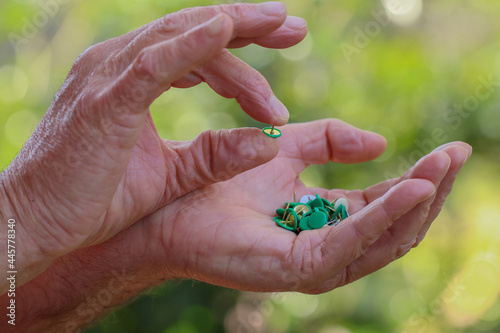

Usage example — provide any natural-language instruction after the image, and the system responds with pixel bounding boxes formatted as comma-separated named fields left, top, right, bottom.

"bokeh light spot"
left=281, top=293, right=319, bottom=318
left=279, top=32, right=313, bottom=61
left=445, top=259, right=500, bottom=327
left=381, top=0, right=423, bottom=25
left=0, top=65, right=29, bottom=102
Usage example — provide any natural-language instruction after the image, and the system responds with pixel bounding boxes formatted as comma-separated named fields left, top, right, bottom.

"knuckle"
left=328, top=118, right=346, bottom=127
left=325, top=119, right=349, bottom=134
left=328, top=122, right=364, bottom=162
left=76, top=44, right=98, bottom=62
left=133, top=49, right=155, bottom=78
left=394, top=240, right=416, bottom=259
left=157, top=12, right=187, bottom=35
left=177, top=7, right=220, bottom=30
left=341, top=129, right=365, bottom=152
left=132, top=48, right=167, bottom=84
left=243, top=70, right=268, bottom=93
left=220, top=3, right=252, bottom=18
left=189, top=129, right=220, bottom=183
left=413, top=237, right=423, bottom=248
left=178, top=6, right=199, bottom=16
left=72, top=42, right=108, bottom=70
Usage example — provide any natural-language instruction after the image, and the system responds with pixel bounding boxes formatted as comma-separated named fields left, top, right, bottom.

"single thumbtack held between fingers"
left=262, top=126, right=282, bottom=138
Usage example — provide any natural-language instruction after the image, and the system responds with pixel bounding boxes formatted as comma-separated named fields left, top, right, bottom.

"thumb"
left=166, top=127, right=279, bottom=200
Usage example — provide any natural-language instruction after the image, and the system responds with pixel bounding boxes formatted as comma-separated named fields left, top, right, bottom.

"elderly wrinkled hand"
left=100, top=120, right=470, bottom=294
left=0, top=2, right=307, bottom=291
left=4, top=116, right=470, bottom=332
left=0, top=2, right=474, bottom=332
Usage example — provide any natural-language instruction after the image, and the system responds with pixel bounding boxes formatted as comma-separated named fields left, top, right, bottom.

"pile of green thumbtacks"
left=274, top=194, right=349, bottom=233
left=262, top=126, right=349, bottom=233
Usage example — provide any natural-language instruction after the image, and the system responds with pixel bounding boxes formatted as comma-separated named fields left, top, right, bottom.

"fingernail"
left=257, top=2, right=286, bottom=16
left=206, top=14, right=226, bottom=37
left=284, top=16, right=307, bottom=30
left=457, top=147, right=469, bottom=166
left=269, top=95, right=289, bottom=122
left=464, top=144, right=473, bottom=159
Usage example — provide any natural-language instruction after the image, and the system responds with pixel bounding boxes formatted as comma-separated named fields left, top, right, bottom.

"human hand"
left=8, top=120, right=470, bottom=331
left=104, top=119, right=471, bottom=293
left=0, top=2, right=307, bottom=289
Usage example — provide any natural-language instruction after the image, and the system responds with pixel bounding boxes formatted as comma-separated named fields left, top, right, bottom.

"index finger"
left=277, top=119, right=387, bottom=171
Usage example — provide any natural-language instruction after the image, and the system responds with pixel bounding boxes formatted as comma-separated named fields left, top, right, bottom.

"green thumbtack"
left=274, top=216, right=295, bottom=231
left=272, top=194, right=349, bottom=233
left=274, top=208, right=298, bottom=231
left=299, top=215, right=312, bottom=231
left=262, top=126, right=282, bottom=138
left=293, top=204, right=311, bottom=218
left=340, top=205, right=348, bottom=220
left=308, top=194, right=324, bottom=210
left=276, top=208, right=287, bottom=217
left=321, top=198, right=334, bottom=210
left=307, top=211, right=328, bottom=229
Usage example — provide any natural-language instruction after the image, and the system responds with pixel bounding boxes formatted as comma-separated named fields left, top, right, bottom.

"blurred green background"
left=2, top=0, right=500, bottom=332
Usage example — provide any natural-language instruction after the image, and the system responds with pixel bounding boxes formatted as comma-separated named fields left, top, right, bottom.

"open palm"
left=5, top=121, right=470, bottom=333
left=130, top=120, right=470, bottom=294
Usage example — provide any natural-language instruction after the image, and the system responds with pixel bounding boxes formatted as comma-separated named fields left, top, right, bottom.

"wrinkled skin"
left=0, top=2, right=471, bottom=304
left=0, top=2, right=308, bottom=289
left=118, top=121, right=470, bottom=294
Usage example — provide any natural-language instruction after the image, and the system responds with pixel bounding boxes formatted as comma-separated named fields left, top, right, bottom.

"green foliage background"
left=1, top=0, right=500, bottom=332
